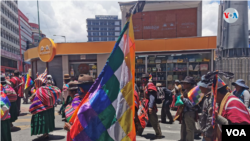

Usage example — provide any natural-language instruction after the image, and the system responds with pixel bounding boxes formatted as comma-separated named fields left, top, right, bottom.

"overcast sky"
left=18, top=0, right=250, bottom=43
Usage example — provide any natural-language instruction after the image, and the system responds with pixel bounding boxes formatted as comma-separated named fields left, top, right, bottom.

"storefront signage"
left=95, top=15, right=118, bottom=20
left=223, top=8, right=238, bottom=23
left=38, top=38, right=56, bottom=62
left=1, top=49, right=21, bottom=61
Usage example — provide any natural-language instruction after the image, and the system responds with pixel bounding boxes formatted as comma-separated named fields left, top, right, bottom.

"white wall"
left=97, top=54, right=110, bottom=75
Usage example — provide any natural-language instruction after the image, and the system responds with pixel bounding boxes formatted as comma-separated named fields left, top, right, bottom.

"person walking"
left=64, top=74, right=94, bottom=141
left=60, top=74, right=72, bottom=120
left=137, top=74, right=162, bottom=139
left=157, top=83, right=173, bottom=124
left=179, top=76, right=197, bottom=141
left=29, top=71, right=61, bottom=140
left=10, top=70, right=22, bottom=116
left=209, top=82, right=250, bottom=141
left=232, top=79, right=250, bottom=109
left=197, top=76, right=213, bottom=141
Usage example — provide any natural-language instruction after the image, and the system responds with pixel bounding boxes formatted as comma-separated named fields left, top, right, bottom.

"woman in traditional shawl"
left=29, top=76, right=61, bottom=139
left=1, top=75, right=17, bottom=127
left=1, top=84, right=12, bottom=141
left=64, top=74, right=94, bottom=141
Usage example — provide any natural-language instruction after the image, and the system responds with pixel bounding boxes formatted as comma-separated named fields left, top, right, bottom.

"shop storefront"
left=24, top=36, right=216, bottom=89
left=135, top=51, right=212, bottom=91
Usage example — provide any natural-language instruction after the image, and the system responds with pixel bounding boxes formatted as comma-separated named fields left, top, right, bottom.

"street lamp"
left=53, top=35, right=66, bottom=42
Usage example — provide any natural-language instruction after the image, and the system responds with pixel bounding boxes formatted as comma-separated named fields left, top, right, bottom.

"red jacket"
left=10, top=77, right=23, bottom=97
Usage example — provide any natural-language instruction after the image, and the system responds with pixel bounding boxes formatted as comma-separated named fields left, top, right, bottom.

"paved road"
left=11, top=100, right=202, bottom=141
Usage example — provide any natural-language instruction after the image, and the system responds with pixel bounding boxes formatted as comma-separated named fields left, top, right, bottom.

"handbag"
left=189, top=65, right=193, bottom=71
left=194, top=65, right=200, bottom=71
left=167, top=59, right=173, bottom=63
left=155, top=59, right=161, bottom=63
left=162, top=59, right=167, bottom=63
left=200, top=64, right=208, bottom=71
left=189, top=58, right=195, bottom=62
left=147, top=67, right=151, bottom=72
left=173, top=75, right=178, bottom=80
left=177, top=59, right=183, bottom=63
left=167, top=75, right=173, bottom=81
left=152, top=67, right=157, bottom=72
left=196, top=58, right=202, bottom=62
left=203, top=58, right=210, bottom=62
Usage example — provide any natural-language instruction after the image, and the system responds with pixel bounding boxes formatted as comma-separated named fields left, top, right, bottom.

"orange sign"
left=38, top=38, right=56, bottom=62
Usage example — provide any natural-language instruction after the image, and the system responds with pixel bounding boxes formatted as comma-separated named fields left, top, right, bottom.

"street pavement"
left=11, top=99, right=202, bottom=141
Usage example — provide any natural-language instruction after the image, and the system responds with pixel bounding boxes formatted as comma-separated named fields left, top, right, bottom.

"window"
left=88, top=27, right=91, bottom=30
left=108, top=32, right=115, bottom=36
left=93, top=22, right=99, bottom=25
left=108, top=22, right=115, bottom=25
left=93, top=32, right=99, bottom=36
left=108, top=37, right=115, bottom=41
left=100, top=22, right=107, bottom=25
left=93, top=27, right=99, bottom=30
left=101, top=28, right=107, bottom=31
left=101, top=32, right=107, bottom=36
left=108, top=28, right=115, bottom=31
left=101, top=37, right=107, bottom=41
left=93, top=37, right=99, bottom=41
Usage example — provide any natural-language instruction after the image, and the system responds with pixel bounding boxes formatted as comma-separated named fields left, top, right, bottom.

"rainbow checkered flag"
left=23, top=74, right=34, bottom=90
left=69, top=2, right=145, bottom=141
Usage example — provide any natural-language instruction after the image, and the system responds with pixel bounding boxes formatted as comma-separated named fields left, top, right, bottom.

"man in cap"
left=209, top=82, right=250, bottom=141
left=232, top=79, right=250, bottom=109
left=179, top=76, right=197, bottom=141
left=157, top=83, right=173, bottom=124
left=197, top=76, right=213, bottom=141
left=137, top=74, right=162, bottom=139
left=10, top=70, right=22, bottom=116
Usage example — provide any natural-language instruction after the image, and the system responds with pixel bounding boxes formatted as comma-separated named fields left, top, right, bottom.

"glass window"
left=108, top=32, right=115, bottom=36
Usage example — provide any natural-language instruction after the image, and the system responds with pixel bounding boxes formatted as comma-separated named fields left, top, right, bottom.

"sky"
left=18, top=0, right=250, bottom=43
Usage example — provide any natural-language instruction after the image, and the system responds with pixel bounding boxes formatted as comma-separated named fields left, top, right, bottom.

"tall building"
left=18, top=9, right=32, bottom=73
left=29, top=23, right=46, bottom=47
left=1, top=0, right=21, bottom=74
left=87, top=15, right=121, bottom=42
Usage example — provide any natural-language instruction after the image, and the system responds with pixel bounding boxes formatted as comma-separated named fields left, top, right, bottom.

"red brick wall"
left=132, top=8, right=197, bottom=39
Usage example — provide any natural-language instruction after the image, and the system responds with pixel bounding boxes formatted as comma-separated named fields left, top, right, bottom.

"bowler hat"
left=63, top=74, right=71, bottom=80
left=181, top=76, right=195, bottom=84
left=75, top=74, right=94, bottom=84
left=67, top=81, right=78, bottom=90
left=232, top=79, right=249, bottom=89
left=175, top=80, right=180, bottom=83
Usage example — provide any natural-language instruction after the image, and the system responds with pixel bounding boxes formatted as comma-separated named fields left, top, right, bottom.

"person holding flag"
left=63, top=74, right=94, bottom=141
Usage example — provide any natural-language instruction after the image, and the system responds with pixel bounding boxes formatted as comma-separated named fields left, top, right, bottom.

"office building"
left=29, top=23, right=46, bottom=47
left=1, top=0, right=21, bottom=74
left=18, top=9, right=32, bottom=73
left=87, top=15, right=121, bottom=42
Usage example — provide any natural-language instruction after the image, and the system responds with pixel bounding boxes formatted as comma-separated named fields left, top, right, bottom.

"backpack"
left=156, top=87, right=165, bottom=104
left=137, top=99, right=149, bottom=129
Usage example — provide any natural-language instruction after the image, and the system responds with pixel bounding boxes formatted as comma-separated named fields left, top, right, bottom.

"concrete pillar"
left=97, top=54, right=110, bottom=75
left=62, top=55, right=69, bottom=75
left=197, top=1, right=202, bottom=36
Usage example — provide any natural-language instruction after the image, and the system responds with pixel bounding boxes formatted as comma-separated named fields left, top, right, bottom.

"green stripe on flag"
left=98, top=105, right=116, bottom=129
left=108, top=47, right=124, bottom=72
left=97, top=131, right=114, bottom=141
left=102, top=75, right=120, bottom=103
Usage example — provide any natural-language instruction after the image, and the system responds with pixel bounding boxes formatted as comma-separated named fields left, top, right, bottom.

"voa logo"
left=223, top=8, right=238, bottom=23
left=226, top=129, right=246, bottom=136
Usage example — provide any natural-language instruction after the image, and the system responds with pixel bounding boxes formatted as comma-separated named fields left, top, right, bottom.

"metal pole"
left=37, top=0, right=41, bottom=41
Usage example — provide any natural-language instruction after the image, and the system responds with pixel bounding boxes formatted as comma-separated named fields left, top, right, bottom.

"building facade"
left=119, top=1, right=202, bottom=39
left=29, top=23, right=46, bottom=47
left=87, top=15, right=121, bottom=42
left=18, top=9, right=32, bottom=73
left=1, top=0, right=21, bottom=74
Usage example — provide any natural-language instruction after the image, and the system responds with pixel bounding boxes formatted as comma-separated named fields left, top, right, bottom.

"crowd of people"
left=134, top=73, right=250, bottom=141
left=1, top=69, right=250, bottom=141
